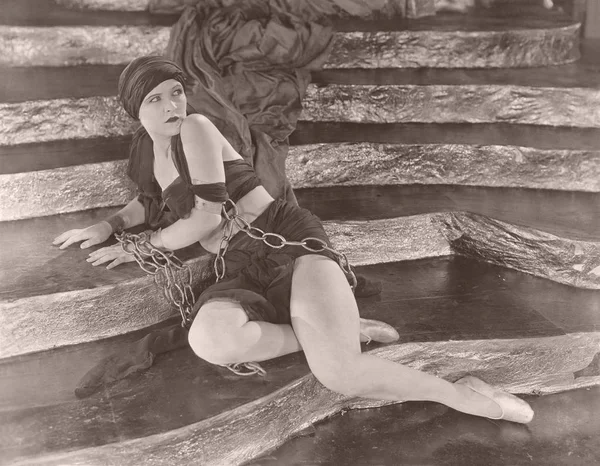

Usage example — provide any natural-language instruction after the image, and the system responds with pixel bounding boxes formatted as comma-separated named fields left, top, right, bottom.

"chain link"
left=116, top=199, right=357, bottom=378
left=116, top=231, right=196, bottom=328
left=216, top=199, right=358, bottom=291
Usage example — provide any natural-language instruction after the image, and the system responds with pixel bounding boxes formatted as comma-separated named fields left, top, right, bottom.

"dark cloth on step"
left=75, top=323, right=188, bottom=399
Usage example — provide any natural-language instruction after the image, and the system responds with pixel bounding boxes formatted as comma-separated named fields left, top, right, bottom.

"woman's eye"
left=149, top=96, right=160, bottom=103
left=174, top=89, right=183, bottom=96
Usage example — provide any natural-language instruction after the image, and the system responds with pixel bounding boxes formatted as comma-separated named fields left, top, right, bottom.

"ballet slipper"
left=359, top=318, right=400, bottom=344
left=455, top=375, right=534, bottom=424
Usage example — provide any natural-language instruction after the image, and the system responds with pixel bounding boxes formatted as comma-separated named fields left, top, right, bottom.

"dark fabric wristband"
left=105, top=214, right=126, bottom=234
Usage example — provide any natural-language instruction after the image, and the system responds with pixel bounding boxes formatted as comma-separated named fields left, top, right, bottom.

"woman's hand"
left=53, top=222, right=113, bottom=249
left=86, top=244, right=135, bottom=269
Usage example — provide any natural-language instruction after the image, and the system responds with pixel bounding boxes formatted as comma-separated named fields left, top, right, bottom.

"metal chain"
left=115, top=230, right=265, bottom=377
left=116, top=199, right=357, bottom=378
left=216, top=199, right=358, bottom=291
left=115, top=231, right=196, bottom=328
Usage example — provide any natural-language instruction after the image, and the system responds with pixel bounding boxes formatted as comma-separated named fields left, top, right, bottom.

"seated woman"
left=54, top=56, right=534, bottom=424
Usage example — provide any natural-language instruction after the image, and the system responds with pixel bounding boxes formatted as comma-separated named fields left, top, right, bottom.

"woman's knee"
left=308, top=354, right=367, bottom=398
left=188, top=300, right=248, bottom=365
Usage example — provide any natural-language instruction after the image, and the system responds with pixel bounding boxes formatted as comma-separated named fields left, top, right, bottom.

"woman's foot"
left=455, top=376, right=534, bottom=424
left=359, top=318, right=400, bottom=344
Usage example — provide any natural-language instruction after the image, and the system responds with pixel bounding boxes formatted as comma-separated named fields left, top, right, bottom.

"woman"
left=54, top=56, right=533, bottom=424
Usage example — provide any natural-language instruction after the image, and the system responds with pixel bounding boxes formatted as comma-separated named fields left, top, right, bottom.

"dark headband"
left=118, top=55, right=186, bottom=120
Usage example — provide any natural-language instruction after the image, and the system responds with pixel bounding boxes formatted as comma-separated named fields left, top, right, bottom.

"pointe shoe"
left=455, top=375, right=534, bottom=424
left=359, top=318, right=400, bottom=344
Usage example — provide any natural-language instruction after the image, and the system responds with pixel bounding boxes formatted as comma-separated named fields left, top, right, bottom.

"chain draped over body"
left=116, top=198, right=357, bottom=377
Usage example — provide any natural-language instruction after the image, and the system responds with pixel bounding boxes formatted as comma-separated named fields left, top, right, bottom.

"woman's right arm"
left=53, top=197, right=146, bottom=249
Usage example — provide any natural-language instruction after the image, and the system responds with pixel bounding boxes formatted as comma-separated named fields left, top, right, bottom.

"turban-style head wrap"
left=118, top=55, right=187, bottom=120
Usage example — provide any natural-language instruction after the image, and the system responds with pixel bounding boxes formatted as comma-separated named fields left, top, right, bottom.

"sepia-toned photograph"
left=1, top=0, right=599, bottom=464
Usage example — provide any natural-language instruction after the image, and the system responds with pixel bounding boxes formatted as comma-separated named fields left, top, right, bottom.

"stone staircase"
left=1, top=1, right=600, bottom=465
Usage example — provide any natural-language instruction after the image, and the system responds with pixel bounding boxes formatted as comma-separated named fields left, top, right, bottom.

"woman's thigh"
left=289, top=255, right=362, bottom=374
left=188, top=299, right=250, bottom=363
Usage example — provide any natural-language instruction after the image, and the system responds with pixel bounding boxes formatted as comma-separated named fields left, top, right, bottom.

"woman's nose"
left=165, top=100, right=177, bottom=111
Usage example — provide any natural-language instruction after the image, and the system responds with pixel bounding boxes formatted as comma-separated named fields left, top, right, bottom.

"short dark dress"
left=134, top=131, right=337, bottom=325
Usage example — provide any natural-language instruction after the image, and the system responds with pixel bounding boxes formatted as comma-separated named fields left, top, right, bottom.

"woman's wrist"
left=149, top=228, right=166, bottom=250
left=103, top=214, right=126, bottom=234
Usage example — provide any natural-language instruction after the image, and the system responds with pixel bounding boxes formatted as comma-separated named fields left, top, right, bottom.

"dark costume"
left=140, top=127, right=338, bottom=325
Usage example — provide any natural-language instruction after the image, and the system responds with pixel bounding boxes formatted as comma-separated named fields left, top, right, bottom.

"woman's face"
left=138, top=78, right=187, bottom=139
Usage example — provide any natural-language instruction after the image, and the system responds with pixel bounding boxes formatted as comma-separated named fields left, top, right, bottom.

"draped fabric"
left=165, top=2, right=335, bottom=205
left=161, top=131, right=229, bottom=219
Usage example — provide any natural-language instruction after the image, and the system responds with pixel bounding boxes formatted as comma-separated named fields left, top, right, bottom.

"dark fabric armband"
left=162, top=180, right=227, bottom=220
left=224, top=159, right=262, bottom=203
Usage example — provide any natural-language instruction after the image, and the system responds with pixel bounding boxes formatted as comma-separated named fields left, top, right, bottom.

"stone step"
left=0, top=0, right=178, bottom=26
left=256, top=385, right=600, bottom=465
left=2, top=257, right=599, bottom=465
left=5, top=65, right=598, bottom=146
left=3, top=122, right=599, bottom=174
left=4, top=85, right=598, bottom=147
left=0, top=8, right=580, bottom=68
left=6, top=56, right=600, bottom=104
left=3, top=137, right=600, bottom=221
left=2, top=186, right=600, bottom=358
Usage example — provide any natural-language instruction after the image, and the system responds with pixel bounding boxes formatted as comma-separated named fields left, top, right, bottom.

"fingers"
left=87, top=246, right=132, bottom=269
left=81, top=236, right=104, bottom=249
left=87, top=247, right=115, bottom=266
left=57, top=232, right=86, bottom=250
left=106, top=257, right=127, bottom=270
left=52, top=229, right=81, bottom=247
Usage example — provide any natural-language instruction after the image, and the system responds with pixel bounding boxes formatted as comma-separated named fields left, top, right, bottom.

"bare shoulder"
left=178, top=115, right=224, bottom=181
left=180, top=114, right=220, bottom=140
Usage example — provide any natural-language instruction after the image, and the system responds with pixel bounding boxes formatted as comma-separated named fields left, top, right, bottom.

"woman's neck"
left=150, top=134, right=172, bottom=160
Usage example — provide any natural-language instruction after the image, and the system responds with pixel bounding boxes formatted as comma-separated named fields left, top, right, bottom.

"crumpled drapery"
left=164, top=2, right=335, bottom=203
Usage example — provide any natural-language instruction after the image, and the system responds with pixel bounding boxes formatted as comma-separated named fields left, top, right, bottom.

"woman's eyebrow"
left=145, top=92, right=161, bottom=101
left=145, top=84, right=182, bottom=101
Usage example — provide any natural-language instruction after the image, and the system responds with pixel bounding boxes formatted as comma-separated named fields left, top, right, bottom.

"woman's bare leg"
left=188, top=300, right=302, bottom=365
left=188, top=256, right=507, bottom=419
left=188, top=300, right=393, bottom=364
left=289, top=255, right=504, bottom=419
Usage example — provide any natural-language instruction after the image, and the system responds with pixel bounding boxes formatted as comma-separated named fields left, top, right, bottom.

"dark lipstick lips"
left=166, top=116, right=180, bottom=123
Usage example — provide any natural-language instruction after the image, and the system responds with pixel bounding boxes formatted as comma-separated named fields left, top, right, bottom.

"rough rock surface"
left=437, top=212, right=600, bottom=289
left=302, top=84, right=600, bottom=128
left=286, top=143, right=600, bottom=192
left=3, top=142, right=600, bottom=222
left=19, top=332, right=600, bottom=466
left=0, top=25, right=170, bottom=66
left=0, top=255, right=209, bottom=358
left=56, top=0, right=151, bottom=11
left=0, top=161, right=135, bottom=221
left=57, top=0, right=436, bottom=17
left=0, top=24, right=579, bottom=68
left=5, top=81, right=599, bottom=145
left=326, top=25, right=580, bottom=69
left=0, top=97, right=135, bottom=146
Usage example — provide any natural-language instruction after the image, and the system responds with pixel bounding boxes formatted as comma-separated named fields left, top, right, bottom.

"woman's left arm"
left=149, top=114, right=226, bottom=251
